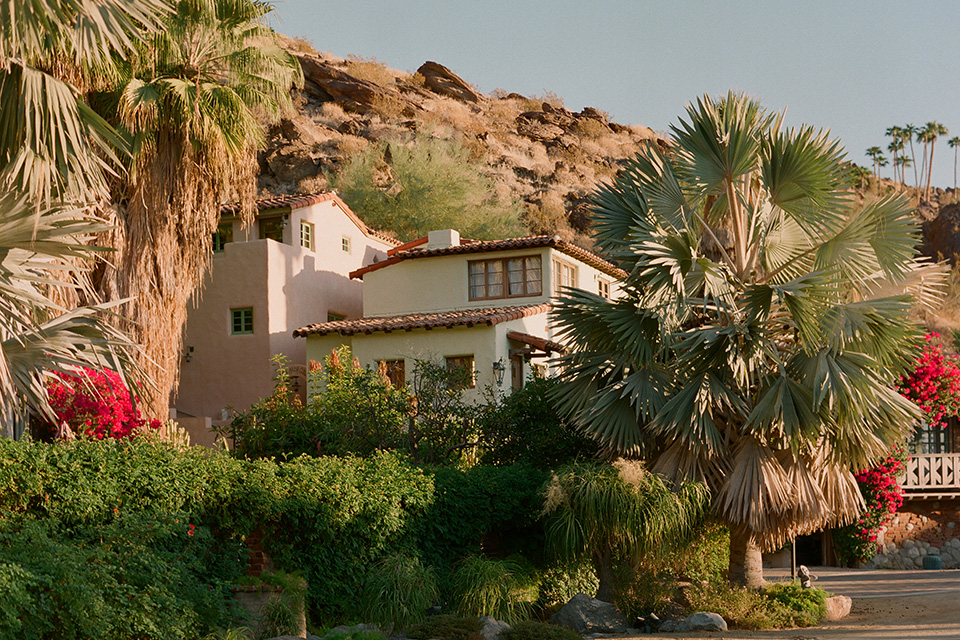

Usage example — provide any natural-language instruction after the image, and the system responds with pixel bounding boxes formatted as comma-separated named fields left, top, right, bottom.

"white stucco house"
left=294, top=229, right=625, bottom=399
left=172, top=192, right=398, bottom=440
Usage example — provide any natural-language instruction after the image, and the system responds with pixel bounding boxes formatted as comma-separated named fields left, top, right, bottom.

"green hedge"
left=0, top=439, right=550, bottom=630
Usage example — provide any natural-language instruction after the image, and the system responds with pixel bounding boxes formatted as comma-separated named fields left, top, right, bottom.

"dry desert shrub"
left=572, top=118, right=610, bottom=140
left=319, top=102, right=350, bottom=125
left=486, top=98, right=526, bottom=131
left=344, top=54, right=397, bottom=86
left=297, top=174, right=328, bottom=193
left=525, top=192, right=575, bottom=242
left=338, top=135, right=369, bottom=157
left=370, top=93, right=407, bottom=119
left=423, top=98, right=487, bottom=136
left=288, top=36, right=318, bottom=55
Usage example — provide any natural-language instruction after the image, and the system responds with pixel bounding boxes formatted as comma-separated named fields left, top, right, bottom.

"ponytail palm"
left=552, top=93, right=946, bottom=587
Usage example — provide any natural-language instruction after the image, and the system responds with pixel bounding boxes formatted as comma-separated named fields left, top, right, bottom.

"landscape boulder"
left=479, top=616, right=511, bottom=640
left=296, top=55, right=415, bottom=115
left=824, top=595, right=852, bottom=621
left=683, top=612, right=728, bottom=631
left=550, top=593, right=629, bottom=634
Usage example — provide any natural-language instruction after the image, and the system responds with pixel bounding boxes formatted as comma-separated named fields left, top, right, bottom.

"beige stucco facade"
left=173, top=195, right=395, bottom=425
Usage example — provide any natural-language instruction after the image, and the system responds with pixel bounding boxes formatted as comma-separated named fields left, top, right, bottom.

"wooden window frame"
left=212, top=223, right=233, bottom=253
left=230, top=307, right=254, bottom=335
left=341, top=235, right=352, bottom=253
left=553, top=258, right=577, bottom=295
left=598, top=278, right=611, bottom=299
left=300, top=221, right=314, bottom=250
left=468, top=255, right=542, bottom=301
left=445, top=355, right=476, bottom=389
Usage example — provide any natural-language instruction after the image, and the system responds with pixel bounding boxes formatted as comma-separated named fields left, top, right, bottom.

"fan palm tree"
left=0, top=0, right=168, bottom=436
left=887, top=137, right=904, bottom=183
left=903, top=124, right=920, bottom=188
left=949, top=136, right=960, bottom=190
left=93, top=0, right=303, bottom=418
left=922, top=121, right=948, bottom=200
left=551, top=93, right=947, bottom=588
left=865, top=146, right=885, bottom=179
left=543, top=460, right=709, bottom=601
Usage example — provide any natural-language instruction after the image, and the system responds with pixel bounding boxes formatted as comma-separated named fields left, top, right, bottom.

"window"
left=300, top=221, right=314, bottom=250
left=341, top=236, right=352, bottom=253
left=445, top=355, right=475, bottom=389
left=230, top=308, right=253, bottom=335
left=598, top=278, right=611, bottom=299
left=379, top=359, right=405, bottom=388
left=911, top=422, right=950, bottom=454
left=553, top=259, right=577, bottom=294
left=212, top=223, right=233, bottom=253
left=259, top=217, right=284, bottom=242
left=468, top=256, right=542, bottom=300
left=327, top=312, right=345, bottom=322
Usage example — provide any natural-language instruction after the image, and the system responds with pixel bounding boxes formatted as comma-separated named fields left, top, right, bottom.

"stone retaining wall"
left=863, top=498, right=960, bottom=569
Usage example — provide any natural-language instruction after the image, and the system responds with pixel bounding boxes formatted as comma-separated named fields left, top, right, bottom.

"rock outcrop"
left=417, top=61, right=484, bottom=103
left=550, top=593, right=629, bottom=634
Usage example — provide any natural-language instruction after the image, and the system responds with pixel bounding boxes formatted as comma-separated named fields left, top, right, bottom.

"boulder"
left=324, top=623, right=380, bottom=639
left=416, top=61, right=484, bottom=103
left=550, top=593, right=629, bottom=634
left=297, top=55, right=415, bottom=116
left=657, top=620, right=683, bottom=633
left=516, top=120, right=565, bottom=142
left=683, top=612, right=727, bottom=632
left=479, top=616, right=510, bottom=640
left=824, top=595, right=852, bottom=621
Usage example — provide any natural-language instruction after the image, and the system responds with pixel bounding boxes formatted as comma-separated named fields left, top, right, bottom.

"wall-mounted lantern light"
left=492, top=357, right=506, bottom=386
left=182, top=346, right=194, bottom=362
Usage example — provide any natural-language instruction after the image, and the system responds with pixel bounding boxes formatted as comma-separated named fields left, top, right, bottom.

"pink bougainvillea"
left=897, top=333, right=960, bottom=428
left=47, top=367, right=161, bottom=440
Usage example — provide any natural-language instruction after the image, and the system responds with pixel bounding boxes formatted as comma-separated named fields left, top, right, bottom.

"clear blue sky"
left=271, top=0, right=960, bottom=189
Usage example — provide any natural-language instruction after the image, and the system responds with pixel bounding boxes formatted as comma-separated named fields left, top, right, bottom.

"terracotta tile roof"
left=350, top=235, right=626, bottom=280
left=293, top=303, right=551, bottom=338
left=506, top=330, right=567, bottom=355
left=220, top=192, right=399, bottom=245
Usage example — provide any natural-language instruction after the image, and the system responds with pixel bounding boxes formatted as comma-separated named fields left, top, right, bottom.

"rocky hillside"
left=258, top=37, right=667, bottom=247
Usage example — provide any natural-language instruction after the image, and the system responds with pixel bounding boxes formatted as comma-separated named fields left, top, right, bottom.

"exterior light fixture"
left=182, top=346, right=194, bottom=362
left=492, top=357, right=506, bottom=385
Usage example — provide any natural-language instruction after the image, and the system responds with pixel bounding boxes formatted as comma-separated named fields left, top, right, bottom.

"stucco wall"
left=174, top=199, right=393, bottom=422
left=361, top=247, right=620, bottom=317
left=305, top=311, right=551, bottom=402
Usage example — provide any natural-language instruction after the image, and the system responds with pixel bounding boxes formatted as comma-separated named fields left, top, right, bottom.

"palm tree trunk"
left=728, top=527, right=763, bottom=588
left=927, top=138, right=937, bottom=200
left=593, top=548, right=616, bottom=602
left=909, top=138, right=919, bottom=188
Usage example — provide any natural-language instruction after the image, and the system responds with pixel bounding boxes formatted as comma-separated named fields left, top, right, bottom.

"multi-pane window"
left=212, top=223, right=233, bottom=253
left=445, top=355, right=476, bottom=389
left=379, top=359, right=405, bottom=388
left=230, top=308, right=254, bottom=335
left=342, top=236, right=352, bottom=253
left=259, top=217, right=284, bottom=242
left=300, top=221, right=314, bottom=250
left=598, top=278, right=611, bottom=299
left=911, top=422, right=950, bottom=454
left=468, top=256, right=542, bottom=300
left=553, top=259, right=577, bottom=294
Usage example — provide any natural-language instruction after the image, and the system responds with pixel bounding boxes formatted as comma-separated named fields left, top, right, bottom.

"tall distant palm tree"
left=885, top=126, right=904, bottom=183
left=93, top=0, right=303, bottom=418
left=896, top=155, right=913, bottom=186
left=866, top=146, right=885, bottom=178
left=0, top=0, right=168, bottom=434
left=552, top=93, right=948, bottom=588
left=903, top=124, right=920, bottom=188
left=922, top=121, right=948, bottom=199
left=949, top=136, right=960, bottom=190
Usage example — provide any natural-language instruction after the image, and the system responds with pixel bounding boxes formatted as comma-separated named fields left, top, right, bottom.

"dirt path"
left=650, top=568, right=960, bottom=640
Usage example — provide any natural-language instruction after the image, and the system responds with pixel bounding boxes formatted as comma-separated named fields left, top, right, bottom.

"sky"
left=270, top=0, right=960, bottom=189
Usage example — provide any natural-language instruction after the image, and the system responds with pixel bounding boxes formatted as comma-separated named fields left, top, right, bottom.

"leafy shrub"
left=332, top=131, right=526, bottom=242
left=0, top=514, right=240, bottom=639
left=42, top=366, right=161, bottom=439
left=763, top=582, right=828, bottom=628
left=684, top=581, right=828, bottom=630
left=668, top=521, right=729, bottom=583
left=407, top=615, right=482, bottom=640
left=500, top=621, right=580, bottom=640
left=451, top=555, right=535, bottom=623
left=415, top=465, right=549, bottom=575
left=361, top=552, right=440, bottom=632
left=614, top=569, right=679, bottom=619
left=478, top=377, right=599, bottom=469
left=535, top=560, right=597, bottom=613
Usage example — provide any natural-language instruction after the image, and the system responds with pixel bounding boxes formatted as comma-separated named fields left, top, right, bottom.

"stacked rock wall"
left=863, top=498, right=960, bottom=569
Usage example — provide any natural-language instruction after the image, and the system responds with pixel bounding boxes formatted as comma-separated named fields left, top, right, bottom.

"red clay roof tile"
left=293, top=303, right=551, bottom=338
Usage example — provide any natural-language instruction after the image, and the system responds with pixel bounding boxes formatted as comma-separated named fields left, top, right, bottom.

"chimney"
left=426, top=229, right=460, bottom=249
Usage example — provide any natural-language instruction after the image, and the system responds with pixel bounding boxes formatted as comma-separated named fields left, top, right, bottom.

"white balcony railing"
left=900, top=454, right=960, bottom=493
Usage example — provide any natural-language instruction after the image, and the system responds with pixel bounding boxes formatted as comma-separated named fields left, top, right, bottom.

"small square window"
left=259, top=217, right=284, bottom=243
left=379, top=359, right=405, bottom=388
left=598, top=279, right=611, bottom=299
left=212, top=223, right=233, bottom=253
left=445, top=355, right=475, bottom=390
left=230, top=308, right=254, bottom=335
left=327, top=312, right=345, bottom=322
left=300, top=221, right=314, bottom=250
left=553, top=259, right=577, bottom=294
left=341, top=236, right=352, bottom=253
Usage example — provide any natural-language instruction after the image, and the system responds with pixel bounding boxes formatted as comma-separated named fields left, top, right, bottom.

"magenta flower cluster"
left=897, top=333, right=960, bottom=428
left=47, top=367, right=162, bottom=439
